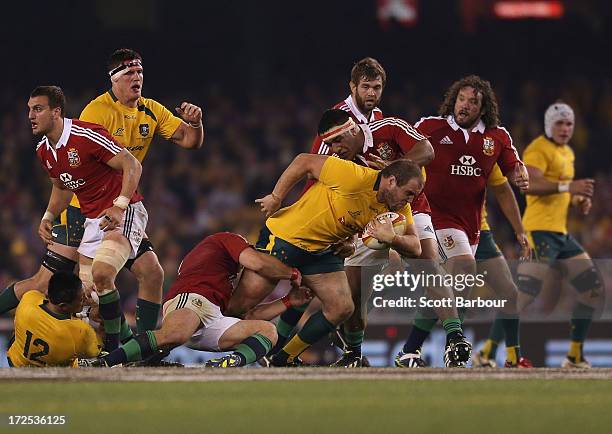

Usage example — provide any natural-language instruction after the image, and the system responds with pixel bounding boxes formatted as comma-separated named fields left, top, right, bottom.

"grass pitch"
left=1, top=369, right=611, bottom=434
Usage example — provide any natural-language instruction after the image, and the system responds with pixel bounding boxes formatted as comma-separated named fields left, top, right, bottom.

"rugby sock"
left=275, top=310, right=335, bottom=364
left=0, top=284, right=19, bottom=314
left=569, top=303, right=595, bottom=362
left=442, top=317, right=463, bottom=343
left=481, top=317, right=505, bottom=359
left=271, top=303, right=308, bottom=354
left=502, top=314, right=521, bottom=364
left=120, top=315, right=134, bottom=344
left=104, top=331, right=158, bottom=367
left=233, top=333, right=273, bottom=366
left=343, top=327, right=364, bottom=356
left=135, top=298, right=160, bottom=333
left=98, top=290, right=122, bottom=351
left=402, top=313, right=436, bottom=353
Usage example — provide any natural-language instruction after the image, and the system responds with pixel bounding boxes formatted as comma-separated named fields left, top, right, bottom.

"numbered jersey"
left=7, top=291, right=100, bottom=367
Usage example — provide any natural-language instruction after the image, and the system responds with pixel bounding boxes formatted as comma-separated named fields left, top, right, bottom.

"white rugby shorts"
left=78, top=201, right=148, bottom=259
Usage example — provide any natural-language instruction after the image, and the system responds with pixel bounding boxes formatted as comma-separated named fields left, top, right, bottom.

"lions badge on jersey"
left=376, top=142, right=395, bottom=160
left=482, top=137, right=495, bottom=156
left=139, top=123, right=150, bottom=137
left=67, top=148, right=81, bottom=168
left=443, top=235, right=455, bottom=249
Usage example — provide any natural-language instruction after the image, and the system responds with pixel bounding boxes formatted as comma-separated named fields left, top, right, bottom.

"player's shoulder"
left=487, top=125, right=513, bottom=144
left=138, top=96, right=169, bottom=120
left=332, top=100, right=350, bottom=112
left=207, top=232, right=250, bottom=247
left=524, top=135, right=552, bottom=152
left=21, top=290, right=45, bottom=305
left=413, top=116, right=446, bottom=131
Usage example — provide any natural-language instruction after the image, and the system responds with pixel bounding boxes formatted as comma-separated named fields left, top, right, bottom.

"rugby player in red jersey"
left=29, top=86, right=144, bottom=352
left=316, top=110, right=470, bottom=367
left=79, top=232, right=310, bottom=368
left=398, top=75, right=529, bottom=367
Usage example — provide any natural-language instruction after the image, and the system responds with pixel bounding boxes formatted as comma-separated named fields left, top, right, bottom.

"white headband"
left=109, top=59, right=143, bottom=82
left=544, top=102, right=574, bottom=137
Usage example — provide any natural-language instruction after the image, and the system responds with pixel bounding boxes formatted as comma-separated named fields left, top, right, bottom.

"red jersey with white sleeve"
left=310, top=95, right=383, bottom=156
left=164, top=232, right=251, bottom=312
left=307, top=116, right=431, bottom=214
left=35, top=119, right=143, bottom=218
left=415, top=115, right=522, bottom=244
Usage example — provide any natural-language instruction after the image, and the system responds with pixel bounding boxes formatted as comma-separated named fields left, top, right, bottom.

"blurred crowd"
left=1, top=76, right=611, bottom=318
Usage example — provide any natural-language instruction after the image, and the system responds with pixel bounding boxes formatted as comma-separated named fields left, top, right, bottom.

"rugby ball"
left=361, top=212, right=407, bottom=250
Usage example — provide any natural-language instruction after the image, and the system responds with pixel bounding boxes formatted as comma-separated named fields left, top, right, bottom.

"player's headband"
left=319, top=118, right=356, bottom=142
left=108, top=59, right=143, bottom=81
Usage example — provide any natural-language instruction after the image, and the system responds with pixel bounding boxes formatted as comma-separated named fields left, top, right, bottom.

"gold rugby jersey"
left=7, top=291, right=100, bottom=367
left=481, top=163, right=508, bottom=232
left=522, top=135, right=575, bottom=233
left=266, top=157, right=414, bottom=252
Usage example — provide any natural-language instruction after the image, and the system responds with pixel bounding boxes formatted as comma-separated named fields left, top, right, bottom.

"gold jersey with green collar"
left=7, top=291, right=100, bottom=367
left=266, top=157, right=414, bottom=252
left=522, top=135, right=575, bottom=233
left=79, top=89, right=182, bottom=162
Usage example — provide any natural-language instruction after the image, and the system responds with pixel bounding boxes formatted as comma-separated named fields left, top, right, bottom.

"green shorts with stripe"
left=255, top=226, right=344, bottom=275
left=475, top=230, right=502, bottom=261
left=51, top=205, right=86, bottom=248
left=527, top=231, right=585, bottom=264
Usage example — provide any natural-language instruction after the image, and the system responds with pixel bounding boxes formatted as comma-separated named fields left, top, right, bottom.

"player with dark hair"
left=79, top=232, right=310, bottom=368
left=28, top=85, right=145, bottom=353
left=517, top=102, right=602, bottom=368
left=7, top=271, right=100, bottom=367
left=0, top=49, right=205, bottom=340
left=255, top=139, right=426, bottom=366
left=397, top=75, right=529, bottom=367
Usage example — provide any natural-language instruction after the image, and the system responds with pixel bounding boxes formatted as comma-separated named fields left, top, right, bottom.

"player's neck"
left=112, top=86, right=139, bottom=108
left=46, top=302, right=68, bottom=316
left=46, top=118, right=65, bottom=146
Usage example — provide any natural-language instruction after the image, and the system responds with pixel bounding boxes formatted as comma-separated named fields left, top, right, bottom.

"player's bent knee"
left=571, top=267, right=602, bottom=296
left=517, top=274, right=543, bottom=297
left=258, top=321, right=278, bottom=345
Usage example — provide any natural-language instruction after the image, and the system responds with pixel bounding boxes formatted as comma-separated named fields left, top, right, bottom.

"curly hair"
left=438, top=75, right=500, bottom=128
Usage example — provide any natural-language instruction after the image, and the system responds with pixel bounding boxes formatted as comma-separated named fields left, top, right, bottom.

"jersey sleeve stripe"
left=72, top=126, right=123, bottom=154
left=72, top=125, right=123, bottom=153
left=370, top=118, right=427, bottom=141
left=497, top=126, right=521, bottom=161
left=71, top=130, right=122, bottom=155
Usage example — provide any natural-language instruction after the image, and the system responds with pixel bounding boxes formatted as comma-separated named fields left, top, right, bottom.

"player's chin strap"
left=319, top=117, right=356, bottom=143
left=108, top=59, right=143, bottom=82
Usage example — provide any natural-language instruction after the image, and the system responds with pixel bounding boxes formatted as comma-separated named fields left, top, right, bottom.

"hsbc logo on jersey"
left=451, top=155, right=482, bottom=177
left=59, top=172, right=85, bottom=190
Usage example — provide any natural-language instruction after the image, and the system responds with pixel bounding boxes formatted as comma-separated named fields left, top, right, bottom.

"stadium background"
left=1, top=0, right=611, bottom=367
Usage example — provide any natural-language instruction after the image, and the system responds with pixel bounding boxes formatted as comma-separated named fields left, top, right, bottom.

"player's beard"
left=355, top=93, right=378, bottom=114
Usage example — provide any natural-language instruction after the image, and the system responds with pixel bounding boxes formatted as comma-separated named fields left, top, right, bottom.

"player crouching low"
left=79, top=232, right=309, bottom=368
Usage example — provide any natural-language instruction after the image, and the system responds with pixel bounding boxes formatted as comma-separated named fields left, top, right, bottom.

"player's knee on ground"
left=255, top=320, right=278, bottom=346
left=155, top=325, right=193, bottom=348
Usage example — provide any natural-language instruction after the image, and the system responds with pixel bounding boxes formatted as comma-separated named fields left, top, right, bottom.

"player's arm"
left=491, top=181, right=531, bottom=259
left=238, top=248, right=302, bottom=286
left=402, top=138, right=434, bottom=166
left=524, top=165, right=594, bottom=197
left=368, top=217, right=421, bottom=258
left=97, top=149, right=142, bottom=229
left=243, top=287, right=313, bottom=321
left=170, top=102, right=204, bottom=150
left=495, top=131, right=529, bottom=192
left=256, top=153, right=329, bottom=216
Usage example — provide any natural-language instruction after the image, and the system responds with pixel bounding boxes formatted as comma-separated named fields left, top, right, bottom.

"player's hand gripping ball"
left=361, top=212, right=406, bottom=250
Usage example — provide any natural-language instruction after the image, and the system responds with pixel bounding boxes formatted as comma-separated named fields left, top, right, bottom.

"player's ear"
left=349, top=80, right=356, bottom=93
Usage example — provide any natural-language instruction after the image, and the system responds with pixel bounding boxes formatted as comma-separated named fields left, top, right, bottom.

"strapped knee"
left=571, top=267, right=601, bottom=294
left=517, top=274, right=543, bottom=297
left=92, top=239, right=131, bottom=274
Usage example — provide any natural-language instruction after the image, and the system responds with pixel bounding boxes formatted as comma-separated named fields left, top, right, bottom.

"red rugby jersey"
left=163, top=232, right=251, bottom=312
left=36, top=119, right=143, bottom=218
left=415, top=115, right=522, bottom=244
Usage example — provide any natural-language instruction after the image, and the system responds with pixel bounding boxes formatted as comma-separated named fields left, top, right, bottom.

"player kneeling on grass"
left=79, top=232, right=309, bottom=368
left=7, top=272, right=101, bottom=367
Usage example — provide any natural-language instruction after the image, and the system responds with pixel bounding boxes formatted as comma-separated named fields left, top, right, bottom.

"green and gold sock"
left=135, top=298, right=160, bottom=333
left=104, top=331, right=158, bottom=366
left=343, top=328, right=364, bottom=355
left=98, top=290, right=122, bottom=351
left=234, top=333, right=273, bottom=366
left=277, top=310, right=335, bottom=363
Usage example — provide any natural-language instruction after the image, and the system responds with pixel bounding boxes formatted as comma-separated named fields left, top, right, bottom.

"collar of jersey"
left=108, top=89, right=142, bottom=112
left=345, top=95, right=379, bottom=124
left=40, top=300, right=71, bottom=320
left=45, top=118, right=72, bottom=151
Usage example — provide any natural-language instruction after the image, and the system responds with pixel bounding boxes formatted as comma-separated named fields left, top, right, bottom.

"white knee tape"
left=92, top=239, right=130, bottom=273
